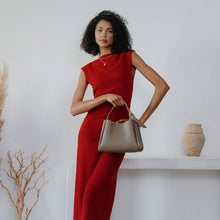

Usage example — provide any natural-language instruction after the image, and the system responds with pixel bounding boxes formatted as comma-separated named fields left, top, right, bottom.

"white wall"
left=0, top=0, right=220, bottom=219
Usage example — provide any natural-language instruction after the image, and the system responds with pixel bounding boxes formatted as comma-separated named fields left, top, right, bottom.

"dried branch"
left=0, top=145, right=48, bottom=220
left=0, top=179, right=16, bottom=207
left=26, top=170, right=48, bottom=220
left=0, top=62, right=9, bottom=142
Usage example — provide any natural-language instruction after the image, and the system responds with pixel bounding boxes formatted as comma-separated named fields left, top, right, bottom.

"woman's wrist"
left=100, top=94, right=107, bottom=102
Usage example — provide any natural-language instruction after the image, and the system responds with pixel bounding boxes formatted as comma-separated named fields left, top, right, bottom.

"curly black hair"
left=80, top=10, right=133, bottom=56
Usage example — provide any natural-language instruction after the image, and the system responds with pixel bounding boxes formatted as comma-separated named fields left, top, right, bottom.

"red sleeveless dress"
left=73, top=49, right=135, bottom=220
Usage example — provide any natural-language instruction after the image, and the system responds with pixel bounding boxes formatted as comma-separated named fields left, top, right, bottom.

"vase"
left=183, top=123, right=205, bottom=156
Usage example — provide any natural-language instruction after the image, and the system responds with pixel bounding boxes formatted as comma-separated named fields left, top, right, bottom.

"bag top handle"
left=106, top=103, right=147, bottom=128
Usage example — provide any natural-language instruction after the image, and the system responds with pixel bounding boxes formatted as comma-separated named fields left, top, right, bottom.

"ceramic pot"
left=183, top=124, right=205, bottom=156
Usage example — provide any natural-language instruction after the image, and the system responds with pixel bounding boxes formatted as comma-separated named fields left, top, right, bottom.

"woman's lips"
left=100, top=40, right=107, bottom=43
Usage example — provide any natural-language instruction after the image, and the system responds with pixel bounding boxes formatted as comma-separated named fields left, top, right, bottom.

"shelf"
left=120, top=155, right=220, bottom=170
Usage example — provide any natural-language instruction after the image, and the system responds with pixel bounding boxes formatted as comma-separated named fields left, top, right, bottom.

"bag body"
left=98, top=103, right=146, bottom=153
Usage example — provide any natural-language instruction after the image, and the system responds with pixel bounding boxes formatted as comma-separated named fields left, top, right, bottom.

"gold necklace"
left=98, top=54, right=113, bottom=66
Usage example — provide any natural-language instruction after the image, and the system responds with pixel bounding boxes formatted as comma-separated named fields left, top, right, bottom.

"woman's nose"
left=101, top=31, right=107, bottom=37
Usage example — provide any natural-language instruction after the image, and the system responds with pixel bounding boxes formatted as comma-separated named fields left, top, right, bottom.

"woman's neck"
left=99, top=48, right=112, bottom=57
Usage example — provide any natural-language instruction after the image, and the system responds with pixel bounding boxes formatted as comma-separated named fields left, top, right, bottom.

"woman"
left=70, top=10, right=169, bottom=220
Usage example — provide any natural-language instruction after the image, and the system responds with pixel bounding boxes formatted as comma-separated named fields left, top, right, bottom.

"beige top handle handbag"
left=98, top=103, right=147, bottom=153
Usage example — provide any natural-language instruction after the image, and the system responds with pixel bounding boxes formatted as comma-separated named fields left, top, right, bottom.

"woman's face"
left=95, top=19, right=114, bottom=50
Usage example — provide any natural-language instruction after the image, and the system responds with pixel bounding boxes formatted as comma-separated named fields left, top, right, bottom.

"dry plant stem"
left=0, top=62, right=8, bottom=142
left=0, top=145, right=49, bottom=220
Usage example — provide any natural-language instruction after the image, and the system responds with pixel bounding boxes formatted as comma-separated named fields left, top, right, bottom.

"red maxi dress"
left=73, top=49, right=135, bottom=220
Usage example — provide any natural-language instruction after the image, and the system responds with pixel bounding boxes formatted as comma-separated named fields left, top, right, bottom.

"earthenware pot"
left=183, top=124, right=205, bottom=156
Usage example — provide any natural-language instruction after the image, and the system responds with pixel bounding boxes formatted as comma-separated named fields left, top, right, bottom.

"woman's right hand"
left=103, top=93, right=126, bottom=107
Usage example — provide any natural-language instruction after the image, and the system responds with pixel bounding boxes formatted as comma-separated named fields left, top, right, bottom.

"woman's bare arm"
left=70, top=70, right=107, bottom=116
left=70, top=70, right=126, bottom=116
left=131, top=51, right=170, bottom=124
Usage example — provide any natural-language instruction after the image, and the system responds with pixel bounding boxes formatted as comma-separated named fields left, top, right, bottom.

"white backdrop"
left=0, top=0, right=220, bottom=219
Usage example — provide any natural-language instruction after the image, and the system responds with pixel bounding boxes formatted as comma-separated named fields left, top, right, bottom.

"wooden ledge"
left=120, top=155, right=220, bottom=170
